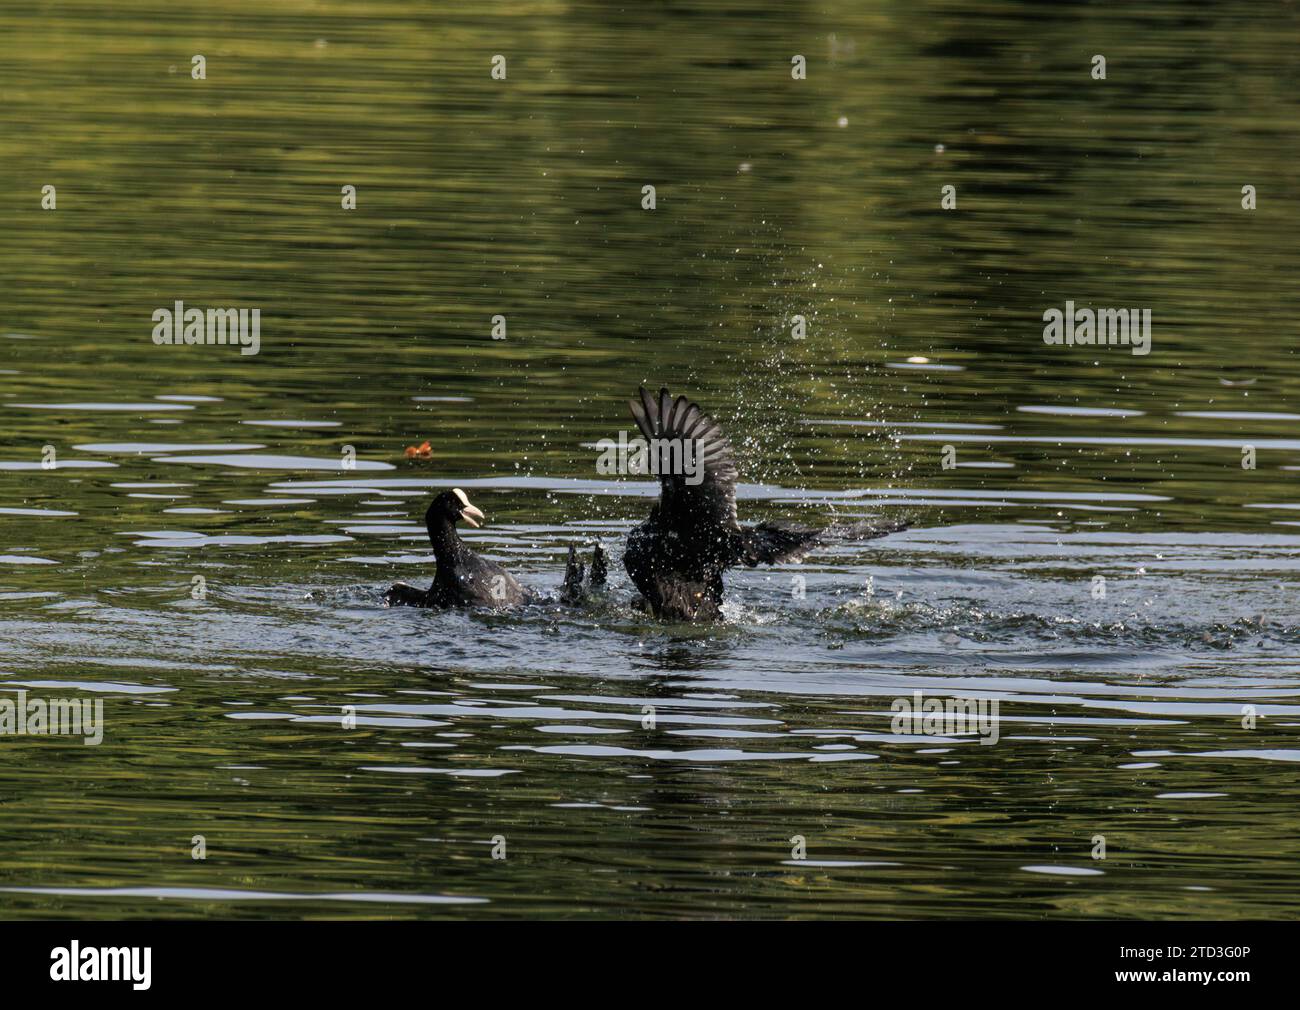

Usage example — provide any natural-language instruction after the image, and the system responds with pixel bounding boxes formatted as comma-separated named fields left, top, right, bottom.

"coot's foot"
left=560, top=545, right=586, bottom=604
left=560, top=541, right=608, bottom=604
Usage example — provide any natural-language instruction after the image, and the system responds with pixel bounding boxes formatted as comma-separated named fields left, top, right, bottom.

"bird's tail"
left=735, top=518, right=909, bottom=566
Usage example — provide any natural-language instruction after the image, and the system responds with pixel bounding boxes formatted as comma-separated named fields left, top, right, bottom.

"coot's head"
left=426, top=488, right=486, bottom=528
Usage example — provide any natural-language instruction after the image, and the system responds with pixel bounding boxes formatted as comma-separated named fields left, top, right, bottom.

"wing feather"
left=627, top=386, right=739, bottom=530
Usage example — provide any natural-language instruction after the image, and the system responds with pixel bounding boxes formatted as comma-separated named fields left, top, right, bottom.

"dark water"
left=2, top=1, right=1300, bottom=919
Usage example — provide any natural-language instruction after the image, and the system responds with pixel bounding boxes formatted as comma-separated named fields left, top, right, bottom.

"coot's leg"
left=560, top=544, right=585, bottom=604
left=589, top=541, right=607, bottom=587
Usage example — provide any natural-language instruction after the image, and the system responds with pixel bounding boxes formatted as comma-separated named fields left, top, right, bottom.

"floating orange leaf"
left=404, top=440, right=432, bottom=460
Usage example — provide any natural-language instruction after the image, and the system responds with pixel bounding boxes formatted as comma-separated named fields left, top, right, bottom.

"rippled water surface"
left=2, top=0, right=1300, bottom=919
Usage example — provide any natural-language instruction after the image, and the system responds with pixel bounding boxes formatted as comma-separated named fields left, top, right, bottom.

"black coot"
left=622, top=387, right=908, bottom=621
left=385, top=488, right=604, bottom=608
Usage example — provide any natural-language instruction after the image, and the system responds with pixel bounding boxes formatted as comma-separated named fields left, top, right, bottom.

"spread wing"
left=737, top=517, right=911, bottom=566
left=628, top=386, right=739, bottom=531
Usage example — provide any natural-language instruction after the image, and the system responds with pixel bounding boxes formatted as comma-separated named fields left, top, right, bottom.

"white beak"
left=460, top=503, right=485, bottom=527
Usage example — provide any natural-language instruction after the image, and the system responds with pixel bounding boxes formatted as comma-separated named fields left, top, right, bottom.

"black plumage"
left=622, top=386, right=908, bottom=621
left=384, top=488, right=606, bottom=609
left=385, top=488, right=529, bottom=608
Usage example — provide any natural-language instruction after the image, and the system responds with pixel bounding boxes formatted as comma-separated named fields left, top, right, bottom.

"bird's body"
left=622, top=387, right=907, bottom=621
left=624, top=507, right=727, bottom=620
left=424, top=533, right=530, bottom=608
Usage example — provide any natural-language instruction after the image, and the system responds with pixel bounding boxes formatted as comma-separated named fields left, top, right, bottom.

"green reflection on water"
left=2, top=0, right=1300, bottom=919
